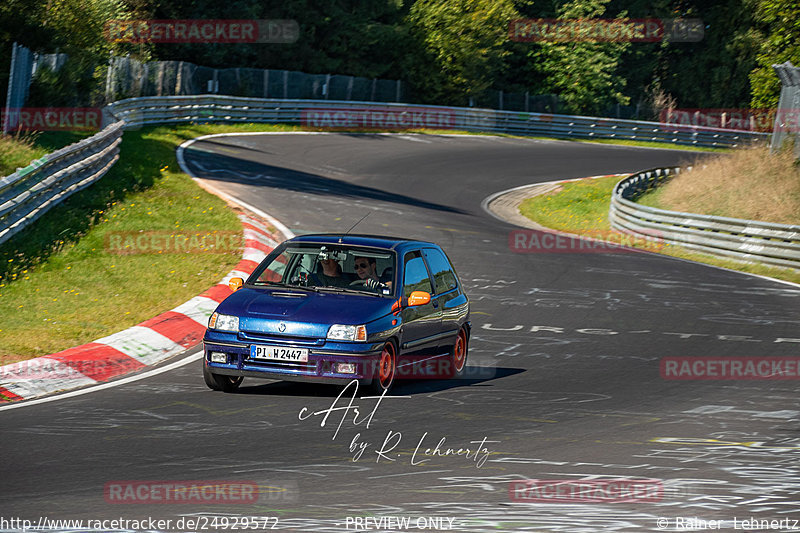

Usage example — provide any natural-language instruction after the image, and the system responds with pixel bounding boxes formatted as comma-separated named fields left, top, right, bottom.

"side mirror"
left=408, top=291, right=431, bottom=306
left=391, top=291, right=432, bottom=314
left=229, top=277, right=244, bottom=291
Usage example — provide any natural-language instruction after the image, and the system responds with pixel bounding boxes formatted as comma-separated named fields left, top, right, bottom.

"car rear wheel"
left=370, top=341, right=397, bottom=394
left=203, top=364, right=243, bottom=392
left=449, top=327, right=468, bottom=377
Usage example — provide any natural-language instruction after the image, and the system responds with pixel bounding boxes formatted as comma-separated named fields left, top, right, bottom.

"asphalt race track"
left=3, top=134, right=800, bottom=532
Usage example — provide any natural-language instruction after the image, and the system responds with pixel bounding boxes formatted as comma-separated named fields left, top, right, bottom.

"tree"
left=150, top=0, right=412, bottom=80
left=531, top=0, right=630, bottom=115
left=749, top=0, right=800, bottom=108
left=405, top=0, right=520, bottom=106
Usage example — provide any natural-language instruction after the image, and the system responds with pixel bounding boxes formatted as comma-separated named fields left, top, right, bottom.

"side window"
left=423, top=248, right=458, bottom=293
left=403, top=251, right=433, bottom=297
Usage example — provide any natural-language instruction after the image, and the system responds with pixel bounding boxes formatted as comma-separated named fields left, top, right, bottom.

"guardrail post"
left=3, top=42, right=34, bottom=135
left=771, top=62, right=800, bottom=158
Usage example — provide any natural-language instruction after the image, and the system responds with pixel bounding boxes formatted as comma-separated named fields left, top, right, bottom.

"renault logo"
left=278, top=323, right=286, bottom=332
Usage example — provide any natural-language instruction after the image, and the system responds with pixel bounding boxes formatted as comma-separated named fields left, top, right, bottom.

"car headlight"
left=209, top=312, right=239, bottom=332
left=327, top=324, right=367, bottom=342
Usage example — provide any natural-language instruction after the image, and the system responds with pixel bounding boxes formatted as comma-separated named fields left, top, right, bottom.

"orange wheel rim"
left=454, top=330, right=466, bottom=372
left=379, top=343, right=395, bottom=386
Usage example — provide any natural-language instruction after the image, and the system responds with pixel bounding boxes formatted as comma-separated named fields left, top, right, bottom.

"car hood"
left=216, top=287, right=393, bottom=337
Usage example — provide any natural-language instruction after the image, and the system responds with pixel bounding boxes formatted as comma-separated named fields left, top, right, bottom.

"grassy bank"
left=0, top=131, right=93, bottom=177
left=0, top=135, right=47, bottom=176
left=0, top=123, right=304, bottom=364
left=637, top=144, right=800, bottom=224
left=518, top=175, right=800, bottom=285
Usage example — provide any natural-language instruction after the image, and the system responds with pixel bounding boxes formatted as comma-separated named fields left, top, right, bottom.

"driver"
left=353, top=256, right=391, bottom=291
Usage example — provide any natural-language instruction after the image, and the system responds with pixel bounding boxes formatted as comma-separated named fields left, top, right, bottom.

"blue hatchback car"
left=203, top=234, right=470, bottom=393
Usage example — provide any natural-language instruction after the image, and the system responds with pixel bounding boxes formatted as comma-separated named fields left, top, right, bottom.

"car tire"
left=369, top=340, right=397, bottom=394
left=448, top=327, right=468, bottom=378
left=203, top=364, right=243, bottom=392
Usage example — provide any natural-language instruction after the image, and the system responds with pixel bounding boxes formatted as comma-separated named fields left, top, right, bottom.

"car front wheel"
left=203, top=364, right=243, bottom=392
left=369, top=341, right=397, bottom=394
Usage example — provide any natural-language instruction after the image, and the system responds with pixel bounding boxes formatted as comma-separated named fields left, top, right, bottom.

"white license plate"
left=250, top=345, right=309, bottom=362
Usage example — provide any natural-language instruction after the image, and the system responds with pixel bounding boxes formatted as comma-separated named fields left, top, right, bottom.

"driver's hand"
left=365, top=278, right=385, bottom=289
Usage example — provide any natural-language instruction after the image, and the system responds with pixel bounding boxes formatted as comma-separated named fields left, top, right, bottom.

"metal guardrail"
left=106, top=95, right=768, bottom=148
left=609, top=168, right=800, bottom=269
left=0, top=95, right=771, bottom=247
left=0, top=121, right=124, bottom=245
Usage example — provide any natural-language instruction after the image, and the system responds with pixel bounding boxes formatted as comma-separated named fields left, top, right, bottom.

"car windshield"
left=248, top=243, right=396, bottom=297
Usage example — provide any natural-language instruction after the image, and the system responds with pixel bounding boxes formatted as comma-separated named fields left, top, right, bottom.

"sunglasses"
left=354, top=262, right=369, bottom=269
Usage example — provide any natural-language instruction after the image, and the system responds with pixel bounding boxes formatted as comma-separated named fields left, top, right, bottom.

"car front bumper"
left=203, top=339, right=385, bottom=384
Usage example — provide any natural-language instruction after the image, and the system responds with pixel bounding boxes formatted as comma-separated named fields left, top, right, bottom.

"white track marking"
left=0, top=350, right=202, bottom=412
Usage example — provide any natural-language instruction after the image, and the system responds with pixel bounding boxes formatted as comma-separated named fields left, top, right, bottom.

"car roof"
left=289, top=233, right=437, bottom=252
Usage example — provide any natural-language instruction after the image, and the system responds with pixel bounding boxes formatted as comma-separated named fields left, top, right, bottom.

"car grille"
left=239, top=331, right=325, bottom=346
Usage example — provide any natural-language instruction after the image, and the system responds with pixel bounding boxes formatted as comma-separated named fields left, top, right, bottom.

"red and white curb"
left=0, top=213, right=287, bottom=403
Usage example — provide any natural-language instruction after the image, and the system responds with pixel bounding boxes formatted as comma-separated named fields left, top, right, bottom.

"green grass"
left=569, top=138, right=729, bottom=152
left=1, top=131, right=96, bottom=176
left=0, top=135, right=49, bottom=177
left=519, top=177, right=616, bottom=231
left=518, top=175, right=800, bottom=285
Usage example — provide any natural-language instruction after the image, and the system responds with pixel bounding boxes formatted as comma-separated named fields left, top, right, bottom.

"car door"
left=398, top=250, right=442, bottom=360
left=422, top=247, right=468, bottom=350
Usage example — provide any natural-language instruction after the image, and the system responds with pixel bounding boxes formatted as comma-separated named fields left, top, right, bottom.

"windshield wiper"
left=252, top=281, right=319, bottom=292
left=316, top=286, right=384, bottom=297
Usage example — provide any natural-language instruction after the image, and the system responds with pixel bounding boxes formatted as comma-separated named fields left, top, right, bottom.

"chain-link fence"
left=771, top=61, right=800, bottom=159
left=6, top=46, right=660, bottom=125
left=104, top=56, right=405, bottom=103
left=103, top=56, right=573, bottom=112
